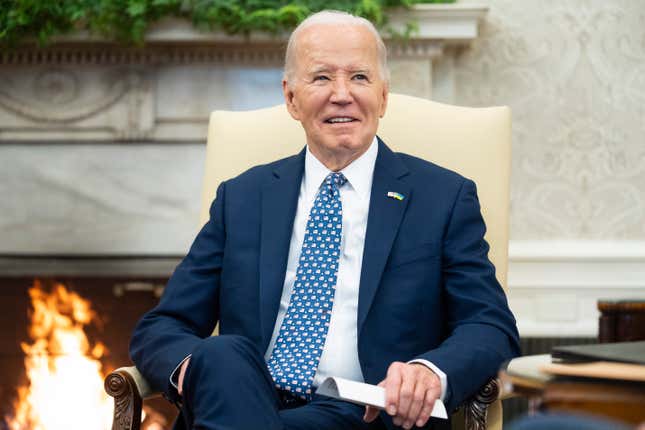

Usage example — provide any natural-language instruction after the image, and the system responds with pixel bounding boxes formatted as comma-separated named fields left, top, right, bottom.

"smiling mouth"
left=324, top=116, right=358, bottom=124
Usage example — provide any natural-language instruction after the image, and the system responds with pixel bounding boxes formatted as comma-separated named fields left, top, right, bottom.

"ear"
left=379, top=82, right=389, bottom=118
left=283, top=79, right=300, bottom=121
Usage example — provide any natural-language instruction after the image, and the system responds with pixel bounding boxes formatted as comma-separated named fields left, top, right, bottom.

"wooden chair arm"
left=105, top=368, right=145, bottom=430
left=464, top=378, right=501, bottom=430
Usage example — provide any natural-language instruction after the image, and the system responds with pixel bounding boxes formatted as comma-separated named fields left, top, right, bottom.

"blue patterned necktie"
left=267, top=172, right=347, bottom=400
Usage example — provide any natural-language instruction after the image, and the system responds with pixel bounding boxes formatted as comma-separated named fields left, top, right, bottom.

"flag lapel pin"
left=387, top=191, right=405, bottom=201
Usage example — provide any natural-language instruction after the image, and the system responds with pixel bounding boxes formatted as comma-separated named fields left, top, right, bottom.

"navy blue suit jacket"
left=130, top=138, right=520, bottom=424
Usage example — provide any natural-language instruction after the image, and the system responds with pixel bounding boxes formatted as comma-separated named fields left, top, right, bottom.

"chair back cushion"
left=202, top=93, right=511, bottom=288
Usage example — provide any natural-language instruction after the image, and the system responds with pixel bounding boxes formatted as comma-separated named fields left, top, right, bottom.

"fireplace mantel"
left=0, top=4, right=487, bottom=143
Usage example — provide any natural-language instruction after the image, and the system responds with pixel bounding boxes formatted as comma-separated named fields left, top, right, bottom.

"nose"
left=329, top=78, right=352, bottom=105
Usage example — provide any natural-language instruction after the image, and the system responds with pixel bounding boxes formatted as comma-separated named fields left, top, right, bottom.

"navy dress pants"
left=180, top=335, right=387, bottom=430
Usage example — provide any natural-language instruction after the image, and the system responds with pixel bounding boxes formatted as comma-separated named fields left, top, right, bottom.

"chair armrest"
left=463, top=378, right=501, bottom=430
left=108, top=366, right=158, bottom=399
left=105, top=367, right=160, bottom=430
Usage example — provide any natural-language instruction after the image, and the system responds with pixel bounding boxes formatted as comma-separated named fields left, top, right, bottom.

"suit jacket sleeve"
left=129, top=182, right=227, bottom=398
left=415, top=178, right=520, bottom=410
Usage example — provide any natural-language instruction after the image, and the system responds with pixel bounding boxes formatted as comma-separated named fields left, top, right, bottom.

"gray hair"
left=283, top=10, right=390, bottom=87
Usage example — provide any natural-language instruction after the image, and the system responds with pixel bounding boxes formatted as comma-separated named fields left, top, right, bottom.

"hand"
left=363, top=362, right=441, bottom=429
left=177, top=357, right=191, bottom=396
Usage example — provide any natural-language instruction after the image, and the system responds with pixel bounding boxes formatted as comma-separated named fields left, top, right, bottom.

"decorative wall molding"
left=0, top=256, right=180, bottom=277
left=388, top=4, right=488, bottom=42
left=0, top=44, right=287, bottom=66
left=507, top=240, right=645, bottom=337
left=0, top=4, right=487, bottom=143
left=0, top=67, right=155, bottom=141
left=0, top=41, right=445, bottom=66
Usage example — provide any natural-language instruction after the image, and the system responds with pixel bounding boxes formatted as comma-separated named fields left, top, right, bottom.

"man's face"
left=283, top=24, right=389, bottom=169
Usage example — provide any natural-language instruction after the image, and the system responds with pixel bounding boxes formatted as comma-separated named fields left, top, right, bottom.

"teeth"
left=328, top=117, right=354, bottom=123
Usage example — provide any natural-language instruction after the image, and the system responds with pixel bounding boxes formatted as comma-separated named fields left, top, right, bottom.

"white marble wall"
left=0, top=144, right=205, bottom=254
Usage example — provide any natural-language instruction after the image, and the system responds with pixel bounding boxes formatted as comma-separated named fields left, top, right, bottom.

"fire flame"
left=5, top=281, right=113, bottom=430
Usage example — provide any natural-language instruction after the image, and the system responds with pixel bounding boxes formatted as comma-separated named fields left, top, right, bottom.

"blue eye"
left=314, top=75, right=329, bottom=81
left=353, top=74, right=368, bottom=80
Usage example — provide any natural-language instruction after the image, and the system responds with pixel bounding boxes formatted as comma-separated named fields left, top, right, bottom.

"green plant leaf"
left=1, top=0, right=456, bottom=45
left=127, top=0, right=147, bottom=17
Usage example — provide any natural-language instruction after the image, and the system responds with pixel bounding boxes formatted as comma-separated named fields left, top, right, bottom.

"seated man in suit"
left=130, top=9, right=520, bottom=430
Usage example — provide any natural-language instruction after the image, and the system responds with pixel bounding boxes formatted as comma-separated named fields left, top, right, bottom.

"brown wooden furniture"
left=499, top=354, right=645, bottom=427
left=598, top=300, right=645, bottom=343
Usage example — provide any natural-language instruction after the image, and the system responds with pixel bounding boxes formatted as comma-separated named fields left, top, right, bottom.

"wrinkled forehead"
left=293, top=24, right=380, bottom=72
left=296, top=23, right=378, bottom=50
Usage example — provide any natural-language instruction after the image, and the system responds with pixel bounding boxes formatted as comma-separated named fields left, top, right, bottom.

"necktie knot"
left=326, top=172, right=347, bottom=189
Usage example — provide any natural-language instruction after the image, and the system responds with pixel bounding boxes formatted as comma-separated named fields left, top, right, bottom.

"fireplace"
left=0, top=257, right=181, bottom=429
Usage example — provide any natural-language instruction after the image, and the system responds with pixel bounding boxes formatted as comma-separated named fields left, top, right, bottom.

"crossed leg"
left=180, top=335, right=384, bottom=430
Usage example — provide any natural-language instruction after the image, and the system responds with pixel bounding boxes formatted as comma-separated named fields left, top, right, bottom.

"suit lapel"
left=259, top=149, right=305, bottom=350
left=357, top=138, right=411, bottom=336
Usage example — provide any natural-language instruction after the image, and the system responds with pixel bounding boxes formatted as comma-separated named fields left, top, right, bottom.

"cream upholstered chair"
left=105, top=93, right=511, bottom=430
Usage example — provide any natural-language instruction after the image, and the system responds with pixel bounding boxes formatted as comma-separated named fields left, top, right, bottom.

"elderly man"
left=130, top=10, right=520, bottom=430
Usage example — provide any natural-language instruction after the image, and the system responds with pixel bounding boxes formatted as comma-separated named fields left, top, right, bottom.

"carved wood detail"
left=464, top=378, right=500, bottom=430
left=105, top=369, right=143, bottom=430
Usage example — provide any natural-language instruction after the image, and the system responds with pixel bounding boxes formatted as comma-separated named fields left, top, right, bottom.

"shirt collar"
left=304, top=136, right=378, bottom=201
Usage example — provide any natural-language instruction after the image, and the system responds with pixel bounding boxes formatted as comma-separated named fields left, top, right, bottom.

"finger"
left=402, top=379, right=428, bottom=429
left=385, top=364, right=403, bottom=416
left=395, top=367, right=417, bottom=425
left=365, top=380, right=387, bottom=422
left=363, top=405, right=379, bottom=423
left=415, top=388, right=440, bottom=428
left=415, top=380, right=441, bottom=428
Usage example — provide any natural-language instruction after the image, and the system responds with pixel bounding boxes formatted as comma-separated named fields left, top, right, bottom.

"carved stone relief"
left=456, top=0, right=645, bottom=239
left=0, top=65, right=154, bottom=141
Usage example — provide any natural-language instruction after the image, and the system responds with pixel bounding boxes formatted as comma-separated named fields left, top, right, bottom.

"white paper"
left=317, top=376, right=448, bottom=419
